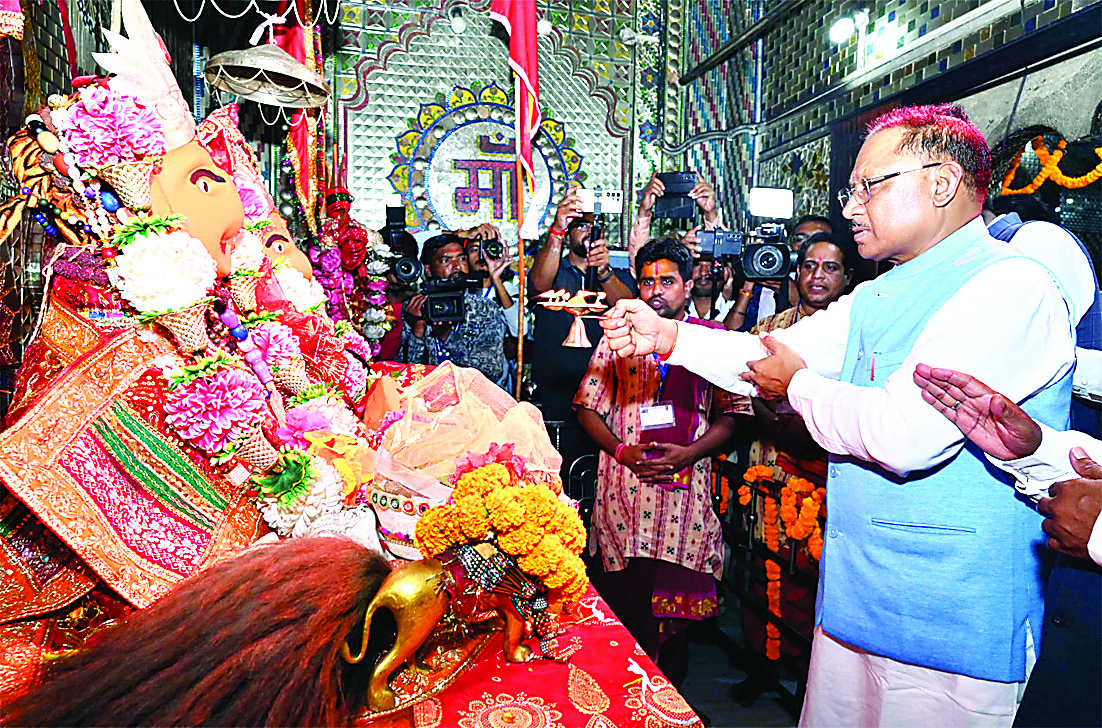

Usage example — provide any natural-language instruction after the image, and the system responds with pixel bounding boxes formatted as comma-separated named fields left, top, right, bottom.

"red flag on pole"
left=489, top=0, right=540, bottom=189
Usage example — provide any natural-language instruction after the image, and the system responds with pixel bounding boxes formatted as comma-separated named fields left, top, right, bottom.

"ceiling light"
left=450, top=7, right=467, bottom=34
left=829, top=16, right=856, bottom=44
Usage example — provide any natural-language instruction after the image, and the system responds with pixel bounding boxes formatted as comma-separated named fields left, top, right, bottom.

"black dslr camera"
left=380, top=205, right=422, bottom=285
left=419, top=275, right=480, bottom=324
left=481, top=237, right=505, bottom=260
left=696, top=223, right=796, bottom=280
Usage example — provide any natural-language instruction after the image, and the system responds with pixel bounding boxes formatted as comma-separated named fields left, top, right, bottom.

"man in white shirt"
left=598, top=104, right=1075, bottom=726
left=913, top=362, right=1101, bottom=728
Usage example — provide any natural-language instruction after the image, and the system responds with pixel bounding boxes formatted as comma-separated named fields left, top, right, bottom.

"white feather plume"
left=92, top=0, right=195, bottom=150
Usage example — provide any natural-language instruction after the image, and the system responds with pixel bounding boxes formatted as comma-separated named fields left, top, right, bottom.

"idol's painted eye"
left=266, top=233, right=289, bottom=254
left=189, top=169, right=227, bottom=193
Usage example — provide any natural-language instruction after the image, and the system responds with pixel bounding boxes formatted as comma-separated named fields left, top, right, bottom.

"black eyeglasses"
left=836, top=161, right=942, bottom=208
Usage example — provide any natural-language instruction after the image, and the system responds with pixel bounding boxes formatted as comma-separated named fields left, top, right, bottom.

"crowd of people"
left=365, top=102, right=1100, bottom=728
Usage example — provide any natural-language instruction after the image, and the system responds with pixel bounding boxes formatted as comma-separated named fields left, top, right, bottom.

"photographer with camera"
left=722, top=215, right=835, bottom=331
left=459, top=223, right=520, bottom=338
left=397, top=233, right=508, bottom=386
left=530, top=188, right=635, bottom=484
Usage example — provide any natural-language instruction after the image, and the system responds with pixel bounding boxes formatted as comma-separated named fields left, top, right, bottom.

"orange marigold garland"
left=762, top=494, right=782, bottom=661
left=1001, top=136, right=1102, bottom=195
left=414, top=447, right=590, bottom=603
left=780, top=477, right=821, bottom=541
left=741, top=468, right=828, bottom=661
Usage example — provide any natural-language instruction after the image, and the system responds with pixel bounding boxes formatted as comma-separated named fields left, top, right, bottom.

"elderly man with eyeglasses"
left=597, top=104, right=1075, bottom=727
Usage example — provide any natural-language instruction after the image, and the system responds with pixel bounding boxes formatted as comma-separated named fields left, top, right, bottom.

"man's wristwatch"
left=596, top=265, right=614, bottom=283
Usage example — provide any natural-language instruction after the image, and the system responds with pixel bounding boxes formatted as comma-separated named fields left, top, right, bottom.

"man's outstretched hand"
left=599, top=300, right=678, bottom=359
left=741, top=334, right=806, bottom=400
left=912, top=363, right=1041, bottom=461
left=1038, top=448, right=1102, bottom=561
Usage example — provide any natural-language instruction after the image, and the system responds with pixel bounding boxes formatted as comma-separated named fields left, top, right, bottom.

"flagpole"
left=513, top=72, right=526, bottom=402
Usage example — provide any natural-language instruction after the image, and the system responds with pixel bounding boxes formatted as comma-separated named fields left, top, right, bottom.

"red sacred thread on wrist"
left=657, top=321, right=678, bottom=362
left=615, top=443, right=627, bottom=463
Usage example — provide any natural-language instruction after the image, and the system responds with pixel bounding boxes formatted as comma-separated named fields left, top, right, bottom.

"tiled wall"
left=681, top=1, right=758, bottom=229
left=681, top=0, right=1095, bottom=228
left=334, top=0, right=651, bottom=242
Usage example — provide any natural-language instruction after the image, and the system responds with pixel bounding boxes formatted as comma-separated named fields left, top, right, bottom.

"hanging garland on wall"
left=1001, top=136, right=1102, bottom=195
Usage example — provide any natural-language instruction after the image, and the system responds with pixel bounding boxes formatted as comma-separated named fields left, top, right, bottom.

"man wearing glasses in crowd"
left=597, top=104, right=1074, bottom=726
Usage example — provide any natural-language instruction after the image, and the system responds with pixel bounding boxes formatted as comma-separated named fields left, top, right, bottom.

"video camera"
left=417, top=275, right=481, bottom=324
left=380, top=204, right=422, bottom=285
left=696, top=223, right=796, bottom=281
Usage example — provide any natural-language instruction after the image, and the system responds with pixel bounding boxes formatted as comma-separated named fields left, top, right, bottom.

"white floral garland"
left=229, top=230, right=266, bottom=276
left=258, top=455, right=344, bottom=538
left=107, top=229, right=216, bottom=312
left=272, top=258, right=327, bottom=312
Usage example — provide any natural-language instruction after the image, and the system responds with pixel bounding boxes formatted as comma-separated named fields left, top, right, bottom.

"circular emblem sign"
left=388, top=83, right=584, bottom=242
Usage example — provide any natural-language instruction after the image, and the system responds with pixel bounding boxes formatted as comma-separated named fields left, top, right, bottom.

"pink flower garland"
left=272, top=407, right=333, bottom=450
left=57, top=86, right=165, bottom=169
left=342, top=329, right=372, bottom=361
left=450, top=443, right=529, bottom=486
left=251, top=322, right=301, bottom=367
left=342, top=351, right=367, bottom=395
left=164, top=368, right=267, bottom=453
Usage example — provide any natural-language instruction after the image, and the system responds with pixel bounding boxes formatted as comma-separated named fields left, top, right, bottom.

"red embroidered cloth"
left=361, top=588, right=702, bottom=728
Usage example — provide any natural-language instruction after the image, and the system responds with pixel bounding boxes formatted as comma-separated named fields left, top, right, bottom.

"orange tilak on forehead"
left=640, top=258, right=680, bottom=280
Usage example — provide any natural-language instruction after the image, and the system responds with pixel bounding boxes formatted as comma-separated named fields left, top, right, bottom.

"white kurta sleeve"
left=786, top=258, right=1076, bottom=476
left=1005, top=220, right=1096, bottom=327
left=993, top=423, right=1102, bottom=496
left=1073, top=347, right=1102, bottom=399
left=664, top=287, right=857, bottom=396
left=995, top=424, right=1102, bottom=566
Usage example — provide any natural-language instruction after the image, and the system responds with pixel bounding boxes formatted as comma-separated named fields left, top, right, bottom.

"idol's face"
left=260, top=211, right=313, bottom=280
left=150, top=140, right=244, bottom=276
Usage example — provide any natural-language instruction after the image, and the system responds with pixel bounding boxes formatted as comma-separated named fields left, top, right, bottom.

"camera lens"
left=751, top=246, right=783, bottom=276
left=393, top=257, right=421, bottom=284
left=482, top=239, right=504, bottom=259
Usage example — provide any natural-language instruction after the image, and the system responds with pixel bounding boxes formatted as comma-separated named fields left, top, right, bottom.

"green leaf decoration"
left=252, top=449, right=317, bottom=506
left=243, top=219, right=273, bottom=232
left=211, top=444, right=238, bottom=466
left=289, top=382, right=339, bottom=408
left=334, top=319, right=354, bottom=337
left=168, top=351, right=238, bottom=391
left=242, top=311, right=279, bottom=326
left=111, top=214, right=187, bottom=248
left=136, top=296, right=214, bottom=324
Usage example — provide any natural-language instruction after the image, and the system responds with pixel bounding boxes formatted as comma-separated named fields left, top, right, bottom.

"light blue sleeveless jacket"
left=818, top=220, right=1073, bottom=682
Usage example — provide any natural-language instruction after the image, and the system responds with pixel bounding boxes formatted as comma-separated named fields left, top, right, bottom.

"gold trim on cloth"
left=0, top=300, right=263, bottom=609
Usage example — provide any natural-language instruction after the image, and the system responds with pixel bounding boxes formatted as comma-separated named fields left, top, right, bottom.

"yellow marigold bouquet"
left=415, top=451, right=589, bottom=603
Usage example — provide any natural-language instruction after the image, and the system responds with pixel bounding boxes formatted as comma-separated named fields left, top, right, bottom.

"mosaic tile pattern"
left=681, top=2, right=758, bottom=230
left=758, top=0, right=1082, bottom=152
left=338, top=5, right=631, bottom=245
left=682, top=0, right=1091, bottom=226
left=759, top=134, right=832, bottom=221
left=25, top=0, right=71, bottom=94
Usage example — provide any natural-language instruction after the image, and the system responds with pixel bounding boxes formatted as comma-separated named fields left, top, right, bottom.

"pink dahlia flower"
left=251, top=322, right=301, bottom=367
left=58, top=86, right=165, bottom=169
left=164, top=368, right=266, bottom=453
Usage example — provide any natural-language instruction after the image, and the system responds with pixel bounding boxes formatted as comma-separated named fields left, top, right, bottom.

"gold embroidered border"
left=0, top=318, right=259, bottom=608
